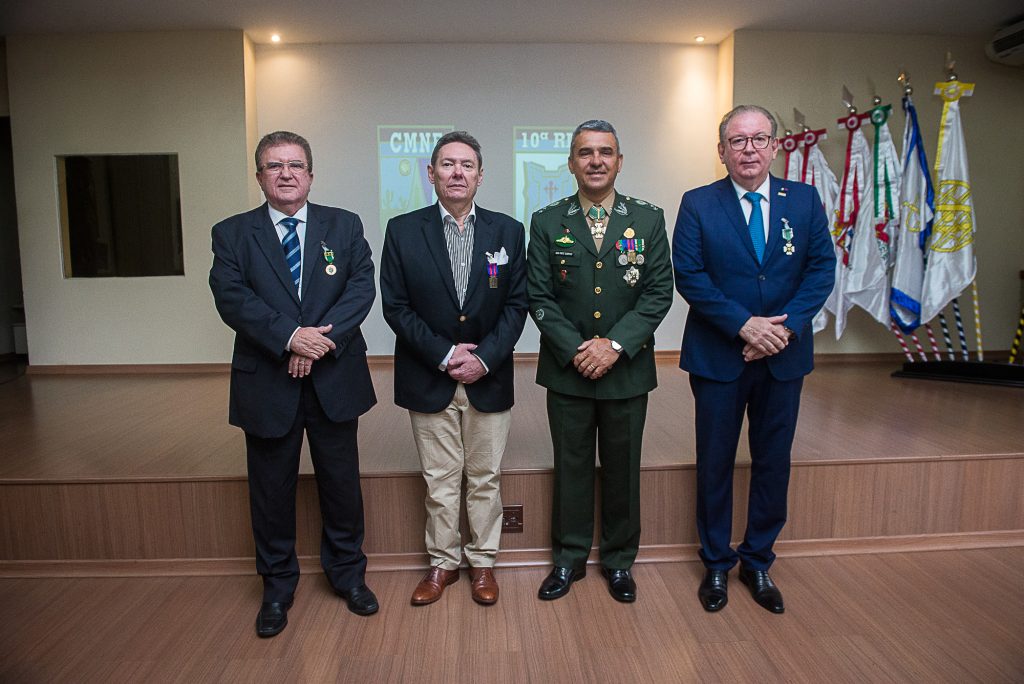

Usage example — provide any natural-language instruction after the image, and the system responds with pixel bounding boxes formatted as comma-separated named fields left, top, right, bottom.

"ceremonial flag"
left=782, top=138, right=804, bottom=183
left=817, top=118, right=883, bottom=338
left=803, top=143, right=840, bottom=242
left=920, top=81, right=976, bottom=324
left=890, top=94, right=934, bottom=332
left=843, top=117, right=891, bottom=329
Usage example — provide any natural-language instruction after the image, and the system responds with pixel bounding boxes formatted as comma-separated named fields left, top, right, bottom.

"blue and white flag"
left=889, top=94, right=934, bottom=332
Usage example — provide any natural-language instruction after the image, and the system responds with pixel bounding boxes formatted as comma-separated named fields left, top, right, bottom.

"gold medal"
left=326, top=264, right=337, bottom=275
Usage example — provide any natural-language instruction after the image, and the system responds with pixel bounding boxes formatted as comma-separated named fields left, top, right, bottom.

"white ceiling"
left=1, top=0, right=1021, bottom=45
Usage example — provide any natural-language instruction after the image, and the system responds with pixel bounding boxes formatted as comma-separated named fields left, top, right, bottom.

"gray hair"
left=718, top=105, right=778, bottom=144
left=570, top=119, right=621, bottom=155
left=255, top=131, right=313, bottom=172
left=430, top=130, right=483, bottom=169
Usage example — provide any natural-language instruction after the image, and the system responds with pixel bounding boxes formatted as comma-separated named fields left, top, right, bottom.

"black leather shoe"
left=537, top=566, right=586, bottom=600
left=738, top=565, right=784, bottom=614
left=601, top=567, right=637, bottom=603
left=336, top=583, right=380, bottom=616
left=256, top=601, right=291, bottom=637
left=698, top=568, right=728, bottom=612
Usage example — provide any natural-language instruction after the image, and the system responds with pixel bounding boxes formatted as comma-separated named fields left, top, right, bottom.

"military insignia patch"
left=555, top=234, right=575, bottom=246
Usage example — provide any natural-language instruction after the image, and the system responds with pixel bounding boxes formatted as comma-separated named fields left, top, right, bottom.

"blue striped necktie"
left=744, top=191, right=765, bottom=263
left=280, top=217, right=301, bottom=292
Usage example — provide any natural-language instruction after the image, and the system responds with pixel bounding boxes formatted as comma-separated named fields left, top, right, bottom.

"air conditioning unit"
left=986, top=20, right=1024, bottom=66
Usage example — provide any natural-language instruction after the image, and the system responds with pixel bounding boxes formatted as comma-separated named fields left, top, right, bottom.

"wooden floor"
left=1, top=548, right=1021, bottom=683
left=2, top=357, right=1022, bottom=480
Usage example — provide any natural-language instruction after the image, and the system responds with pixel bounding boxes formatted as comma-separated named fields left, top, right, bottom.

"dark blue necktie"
left=744, top=191, right=765, bottom=263
left=280, top=217, right=301, bottom=291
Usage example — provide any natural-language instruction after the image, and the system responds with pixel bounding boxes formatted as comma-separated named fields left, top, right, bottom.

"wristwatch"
left=610, top=339, right=623, bottom=353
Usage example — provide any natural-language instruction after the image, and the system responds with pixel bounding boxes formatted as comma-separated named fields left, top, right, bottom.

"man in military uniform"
left=527, top=120, right=673, bottom=603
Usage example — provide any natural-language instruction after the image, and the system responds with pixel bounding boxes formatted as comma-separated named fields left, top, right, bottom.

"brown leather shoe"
left=469, top=567, right=499, bottom=605
left=410, top=567, right=459, bottom=605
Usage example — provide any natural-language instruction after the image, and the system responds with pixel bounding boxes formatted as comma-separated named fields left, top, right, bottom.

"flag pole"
left=970, top=280, right=984, bottom=361
left=951, top=299, right=970, bottom=361
left=923, top=323, right=942, bottom=361
left=937, top=313, right=956, bottom=360
left=1009, top=306, right=1024, bottom=365
left=890, top=322, right=914, bottom=362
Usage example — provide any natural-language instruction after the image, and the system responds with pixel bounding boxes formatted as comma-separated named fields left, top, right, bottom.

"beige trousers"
left=409, top=383, right=510, bottom=570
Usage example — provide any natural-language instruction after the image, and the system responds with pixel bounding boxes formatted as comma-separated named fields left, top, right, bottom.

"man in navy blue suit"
left=210, top=131, right=379, bottom=637
left=672, top=105, right=835, bottom=614
left=380, top=131, right=527, bottom=607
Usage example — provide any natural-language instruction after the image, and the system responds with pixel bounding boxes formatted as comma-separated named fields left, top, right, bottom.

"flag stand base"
left=891, top=361, right=1024, bottom=388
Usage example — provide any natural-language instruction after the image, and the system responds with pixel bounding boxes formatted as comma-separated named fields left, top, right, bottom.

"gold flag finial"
left=898, top=68, right=913, bottom=96
left=945, top=52, right=958, bottom=81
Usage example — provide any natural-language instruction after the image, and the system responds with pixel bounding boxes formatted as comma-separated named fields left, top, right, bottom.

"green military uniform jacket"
left=527, top=192, right=673, bottom=399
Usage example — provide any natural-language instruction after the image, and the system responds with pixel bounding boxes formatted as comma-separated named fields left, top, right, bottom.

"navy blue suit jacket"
left=210, top=202, right=377, bottom=438
left=380, top=203, right=528, bottom=414
left=672, top=176, right=835, bottom=382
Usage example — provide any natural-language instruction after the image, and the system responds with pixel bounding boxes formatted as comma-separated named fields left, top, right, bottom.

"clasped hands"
left=573, top=338, right=619, bottom=380
left=447, top=342, right=486, bottom=384
left=288, top=324, right=334, bottom=378
left=739, top=314, right=792, bottom=362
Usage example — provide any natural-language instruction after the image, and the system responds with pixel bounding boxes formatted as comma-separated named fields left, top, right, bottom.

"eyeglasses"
left=727, top=135, right=773, bottom=151
left=260, top=161, right=309, bottom=174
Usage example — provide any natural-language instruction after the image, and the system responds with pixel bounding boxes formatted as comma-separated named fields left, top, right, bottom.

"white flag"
left=818, top=124, right=886, bottom=338
left=843, top=122, right=891, bottom=329
left=920, top=82, right=976, bottom=324
left=804, top=144, right=842, bottom=334
left=784, top=145, right=804, bottom=183
left=890, top=95, right=934, bottom=332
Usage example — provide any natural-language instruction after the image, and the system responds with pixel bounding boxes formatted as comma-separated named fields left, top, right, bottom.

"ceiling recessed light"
left=695, top=35, right=706, bottom=43
left=271, top=34, right=281, bottom=43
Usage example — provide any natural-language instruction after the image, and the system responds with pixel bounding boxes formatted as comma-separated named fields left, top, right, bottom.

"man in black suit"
left=380, top=131, right=527, bottom=606
left=210, top=131, right=379, bottom=637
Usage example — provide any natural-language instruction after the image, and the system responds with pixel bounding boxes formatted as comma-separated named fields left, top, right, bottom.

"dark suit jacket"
left=380, top=203, right=528, bottom=414
left=672, top=175, right=835, bottom=382
left=526, top=193, right=674, bottom=400
left=210, top=202, right=377, bottom=438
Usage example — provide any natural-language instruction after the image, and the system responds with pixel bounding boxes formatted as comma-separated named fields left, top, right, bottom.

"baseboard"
left=4, top=530, right=1020, bottom=578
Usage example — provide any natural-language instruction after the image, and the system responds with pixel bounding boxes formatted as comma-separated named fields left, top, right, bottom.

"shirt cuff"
left=438, top=345, right=456, bottom=371
left=472, top=353, right=489, bottom=374
left=286, top=327, right=300, bottom=353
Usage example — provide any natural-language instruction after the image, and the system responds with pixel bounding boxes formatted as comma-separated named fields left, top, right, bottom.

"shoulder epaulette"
left=621, top=195, right=662, bottom=212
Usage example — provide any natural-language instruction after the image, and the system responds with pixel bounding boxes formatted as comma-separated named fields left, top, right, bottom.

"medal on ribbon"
left=321, top=241, right=337, bottom=275
left=781, top=218, right=795, bottom=256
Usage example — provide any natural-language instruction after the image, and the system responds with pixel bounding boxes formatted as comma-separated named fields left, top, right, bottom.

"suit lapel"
left=763, top=176, right=787, bottom=267
left=422, top=206, right=460, bottom=308
left=715, top=178, right=760, bottom=265
left=252, top=205, right=300, bottom=305
left=463, top=208, right=494, bottom=307
left=301, top=206, right=327, bottom=301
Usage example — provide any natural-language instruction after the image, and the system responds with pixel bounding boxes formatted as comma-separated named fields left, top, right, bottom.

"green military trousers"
left=546, top=389, right=648, bottom=570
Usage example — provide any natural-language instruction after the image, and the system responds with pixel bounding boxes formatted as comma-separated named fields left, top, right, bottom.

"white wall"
left=254, top=42, right=722, bottom=354
left=733, top=30, right=1024, bottom=355
left=8, top=31, right=251, bottom=364
left=9, top=30, right=1019, bottom=364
